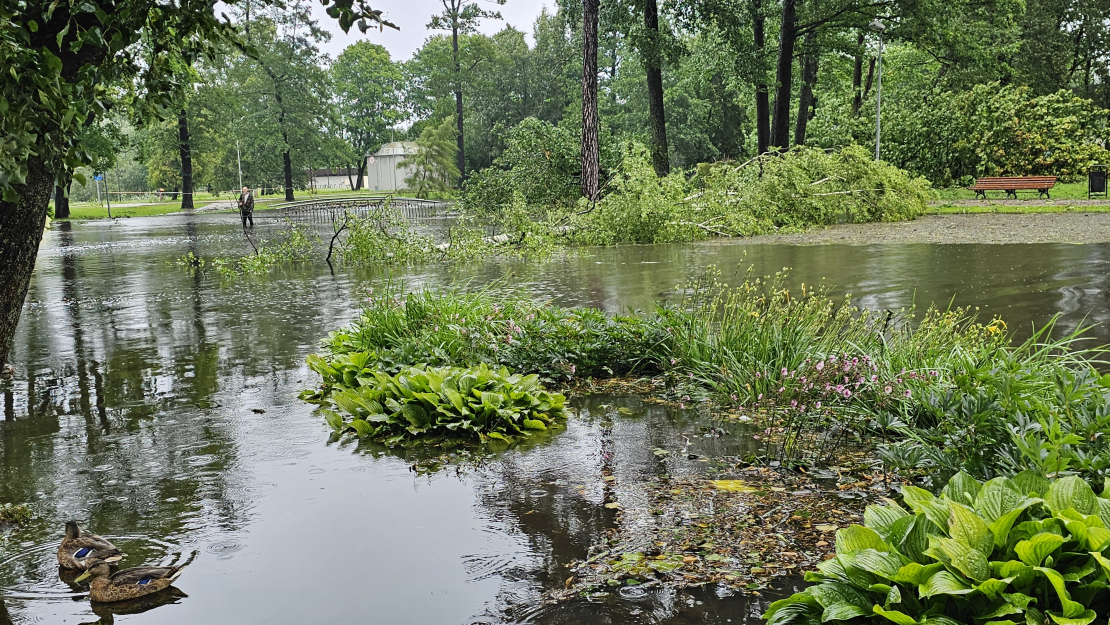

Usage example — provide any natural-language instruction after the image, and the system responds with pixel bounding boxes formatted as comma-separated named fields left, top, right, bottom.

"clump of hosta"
left=301, top=359, right=566, bottom=446
left=766, top=472, right=1110, bottom=625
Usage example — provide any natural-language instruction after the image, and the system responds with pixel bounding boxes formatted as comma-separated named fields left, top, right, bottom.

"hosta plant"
left=300, top=357, right=566, bottom=445
left=765, top=472, right=1110, bottom=625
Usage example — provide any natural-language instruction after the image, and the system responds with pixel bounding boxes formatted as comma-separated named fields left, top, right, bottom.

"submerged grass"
left=305, top=268, right=1110, bottom=484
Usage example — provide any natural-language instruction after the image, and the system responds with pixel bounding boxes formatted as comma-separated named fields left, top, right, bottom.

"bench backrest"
left=972, top=176, right=1057, bottom=189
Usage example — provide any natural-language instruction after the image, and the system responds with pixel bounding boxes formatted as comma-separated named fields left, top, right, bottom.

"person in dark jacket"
left=238, top=186, right=254, bottom=228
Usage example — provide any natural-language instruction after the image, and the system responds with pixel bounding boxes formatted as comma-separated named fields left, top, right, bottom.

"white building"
left=364, top=142, right=419, bottom=192
left=307, top=167, right=360, bottom=190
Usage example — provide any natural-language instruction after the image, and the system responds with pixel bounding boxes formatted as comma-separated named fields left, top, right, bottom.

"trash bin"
left=1091, top=165, right=1108, bottom=199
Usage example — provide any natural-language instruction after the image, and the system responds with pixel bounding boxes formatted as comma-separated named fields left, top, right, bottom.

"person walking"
left=237, top=186, right=254, bottom=228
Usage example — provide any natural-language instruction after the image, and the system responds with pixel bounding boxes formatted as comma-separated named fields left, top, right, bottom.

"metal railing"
left=267, top=194, right=456, bottom=222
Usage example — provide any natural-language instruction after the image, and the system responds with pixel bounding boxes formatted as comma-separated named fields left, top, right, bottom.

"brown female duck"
left=76, top=560, right=188, bottom=602
left=57, top=521, right=124, bottom=570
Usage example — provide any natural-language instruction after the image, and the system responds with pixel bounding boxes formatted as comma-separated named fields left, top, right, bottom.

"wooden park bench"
left=968, top=176, right=1057, bottom=200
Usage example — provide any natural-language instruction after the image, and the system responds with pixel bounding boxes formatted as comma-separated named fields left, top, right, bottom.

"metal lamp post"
left=869, top=18, right=886, bottom=161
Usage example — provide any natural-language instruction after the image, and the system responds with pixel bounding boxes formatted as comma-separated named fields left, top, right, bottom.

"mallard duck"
left=57, top=521, right=124, bottom=570
left=76, top=560, right=188, bottom=602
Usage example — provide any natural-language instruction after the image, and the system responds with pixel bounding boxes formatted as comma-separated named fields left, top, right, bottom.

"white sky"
left=311, top=0, right=555, bottom=61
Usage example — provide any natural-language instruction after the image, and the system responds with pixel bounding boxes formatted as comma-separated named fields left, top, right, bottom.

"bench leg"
left=1006, top=189, right=1017, bottom=200
left=1039, top=189, right=1050, bottom=200
left=975, top=190, right=987, bottom=200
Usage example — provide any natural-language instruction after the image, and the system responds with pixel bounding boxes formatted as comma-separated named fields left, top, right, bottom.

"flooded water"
left=2, top=213, right=1109, bottom=624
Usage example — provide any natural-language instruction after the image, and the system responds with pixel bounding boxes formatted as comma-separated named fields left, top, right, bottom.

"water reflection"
left=2, top=213, right=1109, bottom=622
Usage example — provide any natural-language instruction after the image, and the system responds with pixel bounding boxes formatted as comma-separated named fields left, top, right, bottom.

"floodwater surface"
left=2, top=213, right=1109, bottom=624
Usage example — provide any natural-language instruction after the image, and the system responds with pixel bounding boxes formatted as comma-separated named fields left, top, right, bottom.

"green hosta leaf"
left=349, top=419, right=374, bottom=437
left=943, top=472, right=983, bottom=505
left=522, top=419, right=547, bottom=431
left=996, top=561, right=1037, bottom=588
left=928, top=535, right=991, bottom=581
left=866, top=501, right=912, bottom=542
left=949, top=502, right=994, bottom=556
left=873, top=606, right=918, bottom=625
left=1015, top=533, right=1064, bottom=567
left=921, top=570, right=974, bottom=597
left=853, top=549, right=904, bottom=580
left=806, top=581, right=872, bottom=610
left=321, top=409, right=345, bottom=431
left=1088, top=551, right=1110, bottom=578
left=1045, top=476, right=1097, bottom=516
left=1046, top=610, right=1097, bottom=625
left=402, top=403, right=429, bottom=428
left=902, top=486, right=951, bottom=533
left=1034, top=567, right=1086, bottom=618
left=893, top=562, right=946, bottom=585
left=977, top=577, right=1015, bottom=600
left=895, top=515, right=936, bottom=565
left=922, top=618, right=961, bottom=625
left=1085, top=526, right=1110, bottom=552
left=766, top=593, right=821, bottom=625
left=835, top=525, right=889, bottom=555
left=821, top=603, right=869, bottom=622
left=976, top=477, right=1038, bottom=548
left=1013, top=471, right=1051, bottom=498
left=978, top=600, right=1024, bottom=620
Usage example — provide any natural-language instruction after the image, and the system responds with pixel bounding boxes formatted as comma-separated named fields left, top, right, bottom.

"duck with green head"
left=57, top=521, right=124, bottom=570
left=76, top=559, right=188, bottom=602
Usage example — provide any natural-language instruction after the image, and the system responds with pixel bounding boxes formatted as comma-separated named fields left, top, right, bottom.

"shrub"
left=0, top=503, right=31, bottom=525
left=766, top=472, right=1110, bottom=625
left=300, top=361, right=566, bottom=445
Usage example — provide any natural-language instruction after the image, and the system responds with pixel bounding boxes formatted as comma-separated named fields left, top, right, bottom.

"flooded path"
left=2, top=213, right=1109, bottom=623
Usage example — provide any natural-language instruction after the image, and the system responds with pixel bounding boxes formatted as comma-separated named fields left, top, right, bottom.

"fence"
left=268, top=194, right=456, bottom=223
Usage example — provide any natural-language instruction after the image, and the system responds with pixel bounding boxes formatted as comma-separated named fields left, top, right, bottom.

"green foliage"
left=880, top=323, right=1110, bottom=489
left=400, top=118, right=460, bottom=197
left=561, top=143, right=929, bottom=245
left=0, top=503, right=32, bottom=525
left=312, top=283, right=663, bottom=382
left=765, top=472, right=1110, bottom=625
left=331, top=41, right=405, bottom=178
left=888, top=84, right=1110, bottom=185
left=192, top=222, right=318, bottom=277
left=462, top=117, right=584, bottom=214
left=300, top=362, right=566, bottom=445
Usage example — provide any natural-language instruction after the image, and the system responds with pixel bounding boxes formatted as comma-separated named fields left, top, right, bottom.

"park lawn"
left=932, top=180, right=1093, bottom=201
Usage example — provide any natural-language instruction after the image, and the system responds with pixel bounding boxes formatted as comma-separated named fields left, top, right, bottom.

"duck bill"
left=75, top=571, right=92, bottom=582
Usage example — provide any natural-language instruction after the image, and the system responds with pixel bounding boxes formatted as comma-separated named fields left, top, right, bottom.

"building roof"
left=371, top=142, right=419, bottom=157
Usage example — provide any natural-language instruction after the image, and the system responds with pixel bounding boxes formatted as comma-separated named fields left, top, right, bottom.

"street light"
left=869, top=18, right=886, bottom=161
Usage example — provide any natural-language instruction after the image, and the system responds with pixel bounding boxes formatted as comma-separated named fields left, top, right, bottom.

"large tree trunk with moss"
left=179, top=110, right=194, bottom=210
left=0, top=157, right=54, bottom=365
left=770, top=0, right=797, bottom=149
left=753, top=0, right=770, bottom=155
left=643, top=0, right=670, bottom=176
left=581, top=0, right=601, bottom=201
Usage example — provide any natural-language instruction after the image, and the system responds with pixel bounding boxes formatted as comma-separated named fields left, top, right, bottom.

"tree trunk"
left=770, top=0, right=797, bottom=149
left=581, top=0, right=601, bottom=201
left=282, top=147, right=294, bottom=201
left=179, top=109, right=194, bottom=210
left=753, top=0, right=770, bottom=154
left=643, top=0, right=670, bottom=176
left=794, top=32, right=819, bottom=146
left=452, top=23, right=466, bottom=181
left=0, top=156, right=53, bottom=365
left=851, top=33, right=864, bottom=116
left=54, top=172, right=72, bottom=219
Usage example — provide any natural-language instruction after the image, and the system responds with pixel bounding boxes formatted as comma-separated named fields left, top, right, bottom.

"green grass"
left=932, top=180, right=1098, bottom=202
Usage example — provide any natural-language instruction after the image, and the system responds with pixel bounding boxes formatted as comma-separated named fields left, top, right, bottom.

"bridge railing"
left=268, top=194, right=456, bottom=222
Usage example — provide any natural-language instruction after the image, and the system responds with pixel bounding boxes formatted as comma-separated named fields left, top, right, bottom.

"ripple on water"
left=205, top=540, right=244, bottom=560
left=618, top=585, right=651, bottom=600
left=186, top=454, right=217, bottom=466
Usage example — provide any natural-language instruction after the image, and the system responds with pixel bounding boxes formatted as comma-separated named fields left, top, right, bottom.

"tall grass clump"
left=319, top=282, right=665, bottom=382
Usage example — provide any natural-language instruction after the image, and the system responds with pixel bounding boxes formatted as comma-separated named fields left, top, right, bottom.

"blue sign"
left=94, top=175, right=103, bottom=180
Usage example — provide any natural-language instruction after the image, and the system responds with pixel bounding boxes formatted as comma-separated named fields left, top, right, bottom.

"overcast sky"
left=310, top=0, right=555, bottom=61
